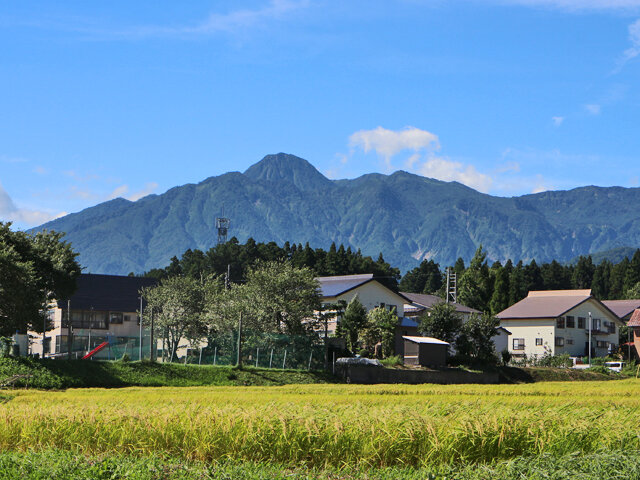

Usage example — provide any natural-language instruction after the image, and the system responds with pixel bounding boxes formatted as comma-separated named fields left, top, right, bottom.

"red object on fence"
left=82, top=341, right=108, bottom=360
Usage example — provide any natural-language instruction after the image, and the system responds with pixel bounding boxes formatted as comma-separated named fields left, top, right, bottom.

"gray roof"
left=602, top=300, right=640, bottom=320
left=316, top=273, right=374, bottom=297
left=496, top=289, right=619, bottom=320
left=401, top=292, right=480, bottom=314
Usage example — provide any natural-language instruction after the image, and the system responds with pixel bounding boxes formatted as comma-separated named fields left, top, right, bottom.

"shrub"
left=380, top=356, right=403, bottom=367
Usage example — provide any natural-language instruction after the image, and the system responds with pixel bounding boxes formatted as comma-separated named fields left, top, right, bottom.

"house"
left=402, top=336, right=449, bottom=367
left=395, top=293, right=509, bottom=356
left=30, top=273, right=157, bottom=359
left=316, top=274, right=409, bottom=335
left=602, top=299, right=640, bottom=323
left=627, top=309, right=640, bottom=357
left=496, top=289, right=623, bottom=358
left=402, top=292, right=480, bottom=322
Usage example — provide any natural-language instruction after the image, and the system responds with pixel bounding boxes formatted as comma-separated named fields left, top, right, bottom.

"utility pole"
left=139, top=296, right=143, bottom=361
left=236, top=312, right=243, bottom=367
left=588, top=311, right=592, bottom=366
left=150, top=307, right=155, bottom=362
left=67, top=299, right=72, bottom=360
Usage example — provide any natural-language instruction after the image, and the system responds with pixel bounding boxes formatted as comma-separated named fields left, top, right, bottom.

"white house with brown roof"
left=497, top=289, right=623, bottom=358
left=602, top=299, right=640, bottom=323
left=316, top=274, right=408, bottom=335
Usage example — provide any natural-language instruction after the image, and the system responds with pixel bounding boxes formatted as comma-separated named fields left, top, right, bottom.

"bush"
left=380, top=355, right=403, bottom=367
left=501, top=349, right=512, bottom=366
left=586, top=365, right=611, bottom=375
left=120, top=353, right=131, bottom=362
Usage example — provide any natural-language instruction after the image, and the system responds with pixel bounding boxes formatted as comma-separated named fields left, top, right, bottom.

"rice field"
left=1, top=380, right=640, bottom=470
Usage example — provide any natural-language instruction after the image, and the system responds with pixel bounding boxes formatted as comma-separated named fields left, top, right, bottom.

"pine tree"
left=572, top=256, right=595, bottom=289
left=458, top=246, right=491, bottom=312
left=489, top=265, right=510, bottom=315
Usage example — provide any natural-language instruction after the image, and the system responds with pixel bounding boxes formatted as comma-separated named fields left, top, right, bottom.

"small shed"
left=402, top=336, right=449, bottom=367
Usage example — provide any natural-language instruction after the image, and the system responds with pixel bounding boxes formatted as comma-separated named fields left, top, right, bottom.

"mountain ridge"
left=33, top=153, right=640, bottom=274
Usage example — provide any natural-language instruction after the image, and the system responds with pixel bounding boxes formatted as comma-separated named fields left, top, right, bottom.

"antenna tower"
left=446, top=267, right=457, bottom=304
left=216, top=205, right=230, bottom=245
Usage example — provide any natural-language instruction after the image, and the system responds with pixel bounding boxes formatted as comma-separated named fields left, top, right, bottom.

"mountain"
left=32, top=152, right=640, bottom=274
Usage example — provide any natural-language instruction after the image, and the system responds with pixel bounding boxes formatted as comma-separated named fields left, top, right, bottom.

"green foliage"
left=142, top=275, right=210, bottom=362
left=338, top=296, right=368, bottom=353
left=419, top=302, right=462, bottom=348
left=0, top=222, right=80, bottom=336
left=360, top=307, right=397, bottom=358
left=399, top=259, right=443, bottom=294
left=380, top=355, right=403, bottom=367
left=500, top=349, right=511, bottom=366
left=209, top=261, right=321, bottom=336
left=458, top=246, right=491, bottom=312
left=455, top=313, right=500, bottom=365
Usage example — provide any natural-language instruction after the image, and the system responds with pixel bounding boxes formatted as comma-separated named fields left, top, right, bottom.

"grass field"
left=1, top=380, right=640, bottom=478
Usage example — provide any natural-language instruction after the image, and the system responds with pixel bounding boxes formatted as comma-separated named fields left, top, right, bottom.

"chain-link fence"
left=158, top=331, right=344, bottom=370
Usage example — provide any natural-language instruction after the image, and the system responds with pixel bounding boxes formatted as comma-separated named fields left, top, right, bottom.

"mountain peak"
left=244, top=153, right=331, bottom=191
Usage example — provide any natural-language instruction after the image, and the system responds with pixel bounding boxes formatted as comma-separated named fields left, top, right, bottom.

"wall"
left=500, top=298, right=622, bottom=358
left=336, top=365, right=499, bottom=384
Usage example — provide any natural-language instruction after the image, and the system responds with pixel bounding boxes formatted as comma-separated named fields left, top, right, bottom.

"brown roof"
left=628, top=309, right=640, bottom=327
left=401, top=292, right=480, bottom=314
left=497, top=290, right=592, bottom=319
left=602, top=300, right=640, bottom=320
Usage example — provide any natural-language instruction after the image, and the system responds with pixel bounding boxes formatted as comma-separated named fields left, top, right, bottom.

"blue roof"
left=399, top=317, right=419, bottom=328
left=316, top=274, right=374, bottom=297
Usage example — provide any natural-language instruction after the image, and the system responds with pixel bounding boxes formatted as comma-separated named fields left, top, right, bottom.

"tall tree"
left=360, top=307, right=398, bottom=358
left=338, top=295, right=368, bottom=353
left=419, top=302, right=462, bottom=350
left=399, top=259, right=443, bottom=294
left=0, top=223, right=81, bottom=336
left=572, top=255, right=595, bottom=289
left=489, top=265, right=510, bottom=315
left=458, top=246, right=491, bottom=312
left=455, top=313, right=500, bottom=364
left=141, top=275, right=209, bottom=362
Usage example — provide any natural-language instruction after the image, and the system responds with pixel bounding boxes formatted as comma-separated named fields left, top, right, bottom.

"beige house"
left=317, top=274, right=408, bottom=335
left=30, top=274, right=157, bottom=360
left=497, top=289, right=623, bottom=358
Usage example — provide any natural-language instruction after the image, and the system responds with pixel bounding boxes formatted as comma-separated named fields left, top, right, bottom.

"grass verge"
left=0, top=450, right=638, bottom=480
left=0, top=357, right=337, bottom=389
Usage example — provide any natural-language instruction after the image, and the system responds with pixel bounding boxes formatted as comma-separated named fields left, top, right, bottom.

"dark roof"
left=57, top=274, right=158, bottom=312
left=602, top=300, right=640, bottom=320
left=401, top=292, right=480, bottom=314
left=628, top=309, right=640, bottom=327
left=399, top=317, right=420, bottom=328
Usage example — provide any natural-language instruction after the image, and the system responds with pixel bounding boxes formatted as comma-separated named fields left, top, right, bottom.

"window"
left=566, top=339, right=574, bottom=345
left=555, top=337, right=564, bottom=347
left=535, top=338, right=543, bottom=346
left=124, top=315, right=132, bottom=322
left=556, top=317, right=565, bottom=329
left=593, top=318, right=602, bottom=331
left=596, top=340, right=608, bottom=349
left=578, top=317, right=586, bottom=329
left=607, top=322, right=616, bottom=334
left=109, top=312, right=123, bottom=324
left=513, top=338, right=525, bottom=350
left=566, top=316, right=575, bottom=328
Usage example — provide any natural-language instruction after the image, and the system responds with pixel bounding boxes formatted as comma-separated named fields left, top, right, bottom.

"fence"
left=158, top=331, right=333, bottom=370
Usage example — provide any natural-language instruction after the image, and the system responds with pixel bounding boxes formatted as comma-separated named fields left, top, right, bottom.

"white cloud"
left=107, top=183, right=159, bottom=201
left=418, top=156, right=493, bottom=193
left=128, top=182, right=159, bottom=201
left=552, top=116, right=564, bottom=126
left=0, top=181, right=65, bottom=227
left=91, top=0, right=310, bottom=39
left=349, top=126, right=440, bottom=170
left=585, top=104, right=601, bottom=115
left=614, top=18, right=640, bottom=73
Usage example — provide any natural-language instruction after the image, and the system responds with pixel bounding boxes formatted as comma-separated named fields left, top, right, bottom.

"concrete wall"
left=336, top=365, right=499, bottom=384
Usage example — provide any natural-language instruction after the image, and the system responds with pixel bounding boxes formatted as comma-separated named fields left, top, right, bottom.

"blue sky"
left=2, top=0, right=640, bottom=229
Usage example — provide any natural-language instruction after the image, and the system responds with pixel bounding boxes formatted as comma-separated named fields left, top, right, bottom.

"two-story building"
left=31, top=273, right=157, bottom=359
left=497, top=289, right=623, bottom=358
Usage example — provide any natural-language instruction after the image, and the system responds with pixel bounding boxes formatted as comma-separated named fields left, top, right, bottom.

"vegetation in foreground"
left=0, top=449, right=639, bottom=480
left=1, top=381, right=640, bottom=469
left=0, top=357, right=336, bottom=389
